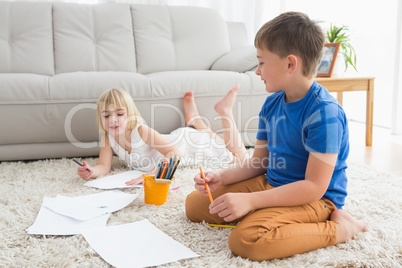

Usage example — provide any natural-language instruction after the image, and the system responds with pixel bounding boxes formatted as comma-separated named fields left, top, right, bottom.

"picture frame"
left=316, top=42, right=341, bottom=77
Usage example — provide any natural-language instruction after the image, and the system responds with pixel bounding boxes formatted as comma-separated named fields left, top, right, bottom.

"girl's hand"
left=194, top=170, right=222, bottom=194
left=77, top=161, right=93, bottom=180
left=125, top=175, right=144, bottom=186
left=209, top=193, right=253, bottom=222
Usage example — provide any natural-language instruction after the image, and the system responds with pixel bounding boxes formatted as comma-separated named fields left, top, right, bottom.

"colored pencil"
left=193, top=222, right=236, bottom=229
left=209, top=224, right=236, bottom=229
left=165, top=155, right=173, bottom=178
left=168, top=155, right=178, bottom=180
left=156, top=161, right=165, bottom=178
left=166, top=159, right=175, bottom=179
left=170, top=158, right=181, bottom=179
left=154, top=154, right=181, bottom=180
left=199, top=166, right=213, bottom=203
left=155, top=162, right=161, bottom=178
left=160, top=162, right=169, bottom=179
left=72, top=159, right=91, bottom=172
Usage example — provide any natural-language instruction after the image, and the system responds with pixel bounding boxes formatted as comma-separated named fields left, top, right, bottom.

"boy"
left=185, top=12, right=366, bottom=261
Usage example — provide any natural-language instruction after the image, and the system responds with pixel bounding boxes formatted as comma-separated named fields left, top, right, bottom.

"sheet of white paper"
left=84, top=170, right=145, bottom=189
left=45, top=190, right=138, bottom=221
left=81, top=219, right=199, bottom=268
left=27, top=197, right=110, bottom=235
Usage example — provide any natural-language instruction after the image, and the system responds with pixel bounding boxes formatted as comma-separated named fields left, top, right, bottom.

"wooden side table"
left=316, top=77, right=375, bottom=146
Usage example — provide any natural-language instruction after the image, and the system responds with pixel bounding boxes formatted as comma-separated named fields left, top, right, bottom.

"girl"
left=77, top=85, right=247, bottom=185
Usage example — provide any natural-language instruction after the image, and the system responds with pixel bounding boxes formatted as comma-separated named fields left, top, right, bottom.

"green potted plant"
left=326, top=23, right=357, bottom=72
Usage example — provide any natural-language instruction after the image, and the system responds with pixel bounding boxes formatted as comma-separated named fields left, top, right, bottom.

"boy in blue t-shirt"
left=185, top=11, right=366, bottom=260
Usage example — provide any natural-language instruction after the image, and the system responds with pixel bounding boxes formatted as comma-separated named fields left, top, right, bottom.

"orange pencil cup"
left=143, top=175, right=171, bottom=206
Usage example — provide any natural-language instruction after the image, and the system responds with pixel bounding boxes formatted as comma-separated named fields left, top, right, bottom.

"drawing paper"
left=81, top=219, right=199, bottom=268
left=45, top=190, right=138, bottom=221
left=27, top=197, right=110, bottom=235
left=84, top=170, right=145, bottom=189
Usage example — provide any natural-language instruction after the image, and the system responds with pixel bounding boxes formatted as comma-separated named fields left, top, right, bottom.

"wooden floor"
left=348, top=120, right=402, bottom=177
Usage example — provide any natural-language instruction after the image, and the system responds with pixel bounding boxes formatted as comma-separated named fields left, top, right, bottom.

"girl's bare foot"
left=331, top=209, right=367, bottom=244
left=182, top=91, right=201, bottom=126
left=214, top=84, right=240, bottom=116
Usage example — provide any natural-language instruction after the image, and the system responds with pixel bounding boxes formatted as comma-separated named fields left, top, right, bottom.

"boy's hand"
left=77, top=161, right=93, bottom=180
left=194, top=170, right=222, bottom=194
left=209, top=193, right=253, bottom=222
left=125, top=176, right=144, bottom=186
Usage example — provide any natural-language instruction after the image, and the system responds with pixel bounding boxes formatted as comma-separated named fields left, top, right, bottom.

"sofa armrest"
left=211, top=45, right=257, bottom=73
left=226, top=21, right=249, bottom=49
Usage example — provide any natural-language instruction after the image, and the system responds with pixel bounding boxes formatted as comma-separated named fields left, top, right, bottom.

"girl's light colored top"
left=108, top=124, right=233, bottom=171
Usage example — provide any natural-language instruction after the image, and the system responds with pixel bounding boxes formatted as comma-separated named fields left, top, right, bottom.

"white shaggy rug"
left=0, top=152, right=401, bottom=267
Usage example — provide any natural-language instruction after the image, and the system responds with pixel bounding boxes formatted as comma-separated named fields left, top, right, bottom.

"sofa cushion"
left=148, top=70, right=251, bottom=98
left=245, top=70, right=266, bottom=93
left=0, top=73, right=52, bottom=145
left=49, top=72, right=151, bottom=101
left=211, top=45, right=258, bottom=73
left=0, top=103, right=55, bottom=145
left=53, top=3, right=136, bottom=74
left=0, top=2, right=54, bottom=76
left=132, top=5, right=230, bottom=74
left=0, top=74, right=49, bottom=103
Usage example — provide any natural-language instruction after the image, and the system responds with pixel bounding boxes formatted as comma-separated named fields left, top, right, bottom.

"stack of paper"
left=27, top=190, right=138, bottom=235
left=84, top=170, right=145, bottom=189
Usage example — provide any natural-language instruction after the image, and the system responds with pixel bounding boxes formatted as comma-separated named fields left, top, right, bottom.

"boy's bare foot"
left=182, top=91, right=201, bottom=126
left=331, top=209, right=367, bottom=244
left=214, top=84, right=240, bottom=116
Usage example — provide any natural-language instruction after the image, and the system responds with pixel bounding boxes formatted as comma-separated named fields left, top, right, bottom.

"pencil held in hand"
left=199, top=166, right=213, bottom=203
left=205, top=183, right=213, bottom=203
left=73, top=159, right=91, bottom=172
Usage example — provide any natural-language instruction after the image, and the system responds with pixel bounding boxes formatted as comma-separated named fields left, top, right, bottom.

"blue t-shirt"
left=256, top=81, right=349, bottom=208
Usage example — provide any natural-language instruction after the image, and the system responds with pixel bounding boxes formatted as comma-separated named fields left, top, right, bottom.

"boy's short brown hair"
left=255, top=12, right=324, bottom=78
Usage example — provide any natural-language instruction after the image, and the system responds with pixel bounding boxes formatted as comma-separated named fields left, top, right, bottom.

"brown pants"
left=185, top=175, right=337, bottom=261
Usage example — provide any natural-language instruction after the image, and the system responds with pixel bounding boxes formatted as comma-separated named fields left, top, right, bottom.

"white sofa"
left=0, top=2, right=267, bottom=161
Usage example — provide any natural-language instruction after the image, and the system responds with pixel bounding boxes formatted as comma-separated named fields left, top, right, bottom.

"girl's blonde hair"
left=96, top=88, right=143, bottom=133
